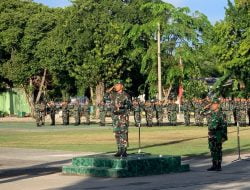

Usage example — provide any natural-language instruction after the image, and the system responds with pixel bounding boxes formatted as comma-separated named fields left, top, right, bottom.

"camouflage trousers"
left=62, top=111, right=69, bottom=125
left=134, top=111, right=141, bottom=126
left=82, top=112, right=90, bottom=124
left=237, top=111, right=246, bottom=126
left=112, top=114, right=129, bottom=148
left=35, top=112, right=45, bottom=126
left=183, top=112, right=190, bottom=126
left=168, top=112, right=177, bottom=125
left=74, top=113, right=81, bottom=125
left=195, top=112, right=203, bottom=126
left=50, top=113, right=55, bottom=125
left=156, top=111, right=164, bottom=126
left=145, top=111, right=153, bottom=127
left=209, top=138, right=222, bottom=162
left=99, top=111, right=106, bottom=125
left=224, top=111, right=232, bottom=125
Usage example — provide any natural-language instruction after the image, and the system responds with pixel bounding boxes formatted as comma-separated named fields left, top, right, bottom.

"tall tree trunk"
left=95, top=82, right=104, bottom=118
left=163, top=82, right=173, bottom=100
left=22, top=78, right=35, bottom=117
left=36, top=69, right=47, bottom=103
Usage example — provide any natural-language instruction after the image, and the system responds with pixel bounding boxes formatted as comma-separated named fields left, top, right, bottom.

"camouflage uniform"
left=143, top=101, right=154, bottom=127
left=207, top=107, right=228, bottom=171
left=221, top=99, right=233, bottom=125
left=194, top=99, right=203, bottom=126
left=154, top=100, right=164, bottom=126
left=110, top=89, right=131, bottom=157
left=73, top=101, right=81, bottom=126
left=81, top=103, right=90, bottom=125
left=47, top=101, right=56, bottom=126
left=98, top=93, right=112, bottom=126
left=167, top=101, right=179, bottom=126
left=132, top=99, right=141, bottom=127
left=62, top=102, right=69, bottom=125
left=232, top=99, right=238, bottom=126
left=181, top=100, right=191, bottom=126
left=35, top=103, right=45, bottom=127
left=239, top=99, right=247, bottom=127
left=98, top=101, right=106, bottom=126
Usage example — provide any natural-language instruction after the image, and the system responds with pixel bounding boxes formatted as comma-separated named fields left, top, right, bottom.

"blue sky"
left=33, top=0, right=229, bottom=24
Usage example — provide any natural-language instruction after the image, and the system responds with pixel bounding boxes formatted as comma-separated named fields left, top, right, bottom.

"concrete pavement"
left=0, top=147, right=250, bottom=190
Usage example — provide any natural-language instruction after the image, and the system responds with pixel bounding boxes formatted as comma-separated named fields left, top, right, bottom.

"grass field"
left=0, top=122, right=250, bottom=157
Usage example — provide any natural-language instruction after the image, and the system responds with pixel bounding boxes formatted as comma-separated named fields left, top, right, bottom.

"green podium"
left=62, top=154, right=189, bottom=178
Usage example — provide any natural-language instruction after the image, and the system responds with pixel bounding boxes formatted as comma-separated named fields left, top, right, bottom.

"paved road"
left=0, top=147, right=250, bottom=190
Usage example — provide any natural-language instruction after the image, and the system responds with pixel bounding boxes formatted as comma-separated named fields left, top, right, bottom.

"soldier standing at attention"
left=62, top=100, right=69, bottom=125
left=47, top=101, right=56, bottom=126
left=167, top=100, right=179, bottom=126
left=73, top=100, right=81, bottom=126
left=239, top=98, right=247, bottom=127
left=110, top=80, right=131, bottom=157
left=35, top=102, right=42, bottom=127
left=181, top=99, right=191, bottom=126
left=81, top=100, right=90, bottom=125
left=40, top=101, right=46, bottom=126
left=143, top=100, right=154, bottom=127
left=155, top=99, right=164, bottom=126
left=98, top=101, right=106, bottom=126
left=132, top=98, right=141, bottom=127
left=207, top=98, right=228, bottom=171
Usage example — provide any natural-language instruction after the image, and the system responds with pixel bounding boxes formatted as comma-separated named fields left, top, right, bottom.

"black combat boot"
left=120, top=148, right=127, bottom=158
left=114, top=148, right=121, bottom=157
left=207, top=161, right=217, bottom=171
left=216, top=161, right=222, bottom=171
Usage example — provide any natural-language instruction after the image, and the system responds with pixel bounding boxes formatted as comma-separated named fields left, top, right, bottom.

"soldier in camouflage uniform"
left=98, top=92, right=112, bottom=126
left=239, top=98, right=247, bottom=127
left=193, top=99, right=203, bottom=126
left=181, top=99, right=191, bottom=126
left=81, top=101, right=90, bottom=125
left=61, top=101, right=69, bottom=125
left=47, top=101, right=56, bottom=126
left=143, top=100, right=154, bottom=127
left=98, top=101, right=106, bottom=126
left=220, top=98, right=233, bottom=125
left=154, top=99, right=164, bottom=126
left=73, top=100, right=81, bottom=126
left=207, top=98, right=228, bottom=171
left=35, top=102, right=45, bottom=127
left=167, top=100, right=179, bottom=126
left=110, top=80, right=131, bottom=157
left=132, top=98, right=141, bottom=127
left=232, top=98, right=238, bottom=126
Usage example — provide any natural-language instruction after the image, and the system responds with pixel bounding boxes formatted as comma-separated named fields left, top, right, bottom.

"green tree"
left=212, top=0, right=250, bottom=97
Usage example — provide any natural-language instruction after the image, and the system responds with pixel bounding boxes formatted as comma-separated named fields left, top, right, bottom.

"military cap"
left=114, top=80, right=124, bottom=85
left=211, top=97, right=220, bottom=103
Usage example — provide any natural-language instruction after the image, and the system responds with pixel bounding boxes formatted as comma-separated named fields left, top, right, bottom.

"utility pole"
left=157, top=22, right=162, bottom=100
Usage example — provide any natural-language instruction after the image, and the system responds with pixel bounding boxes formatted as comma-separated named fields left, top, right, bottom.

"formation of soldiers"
left=35, top=96, right=250, bottom=127
left=99, top=97, right=250, bottom=127
left=35, top=99, right=90, bottom=127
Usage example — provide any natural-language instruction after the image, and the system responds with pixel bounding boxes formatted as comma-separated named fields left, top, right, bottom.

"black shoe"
left=51, top=124, right=55, bottom=126
left=100, top=123, right=105, bottom=126
left=207, top=161, right=217, bottom=171
left=114, top=148, right=121, bottom=157
left=216, top=161, right=222, bottom=171
left=120, top=148, right=127, bottom=158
